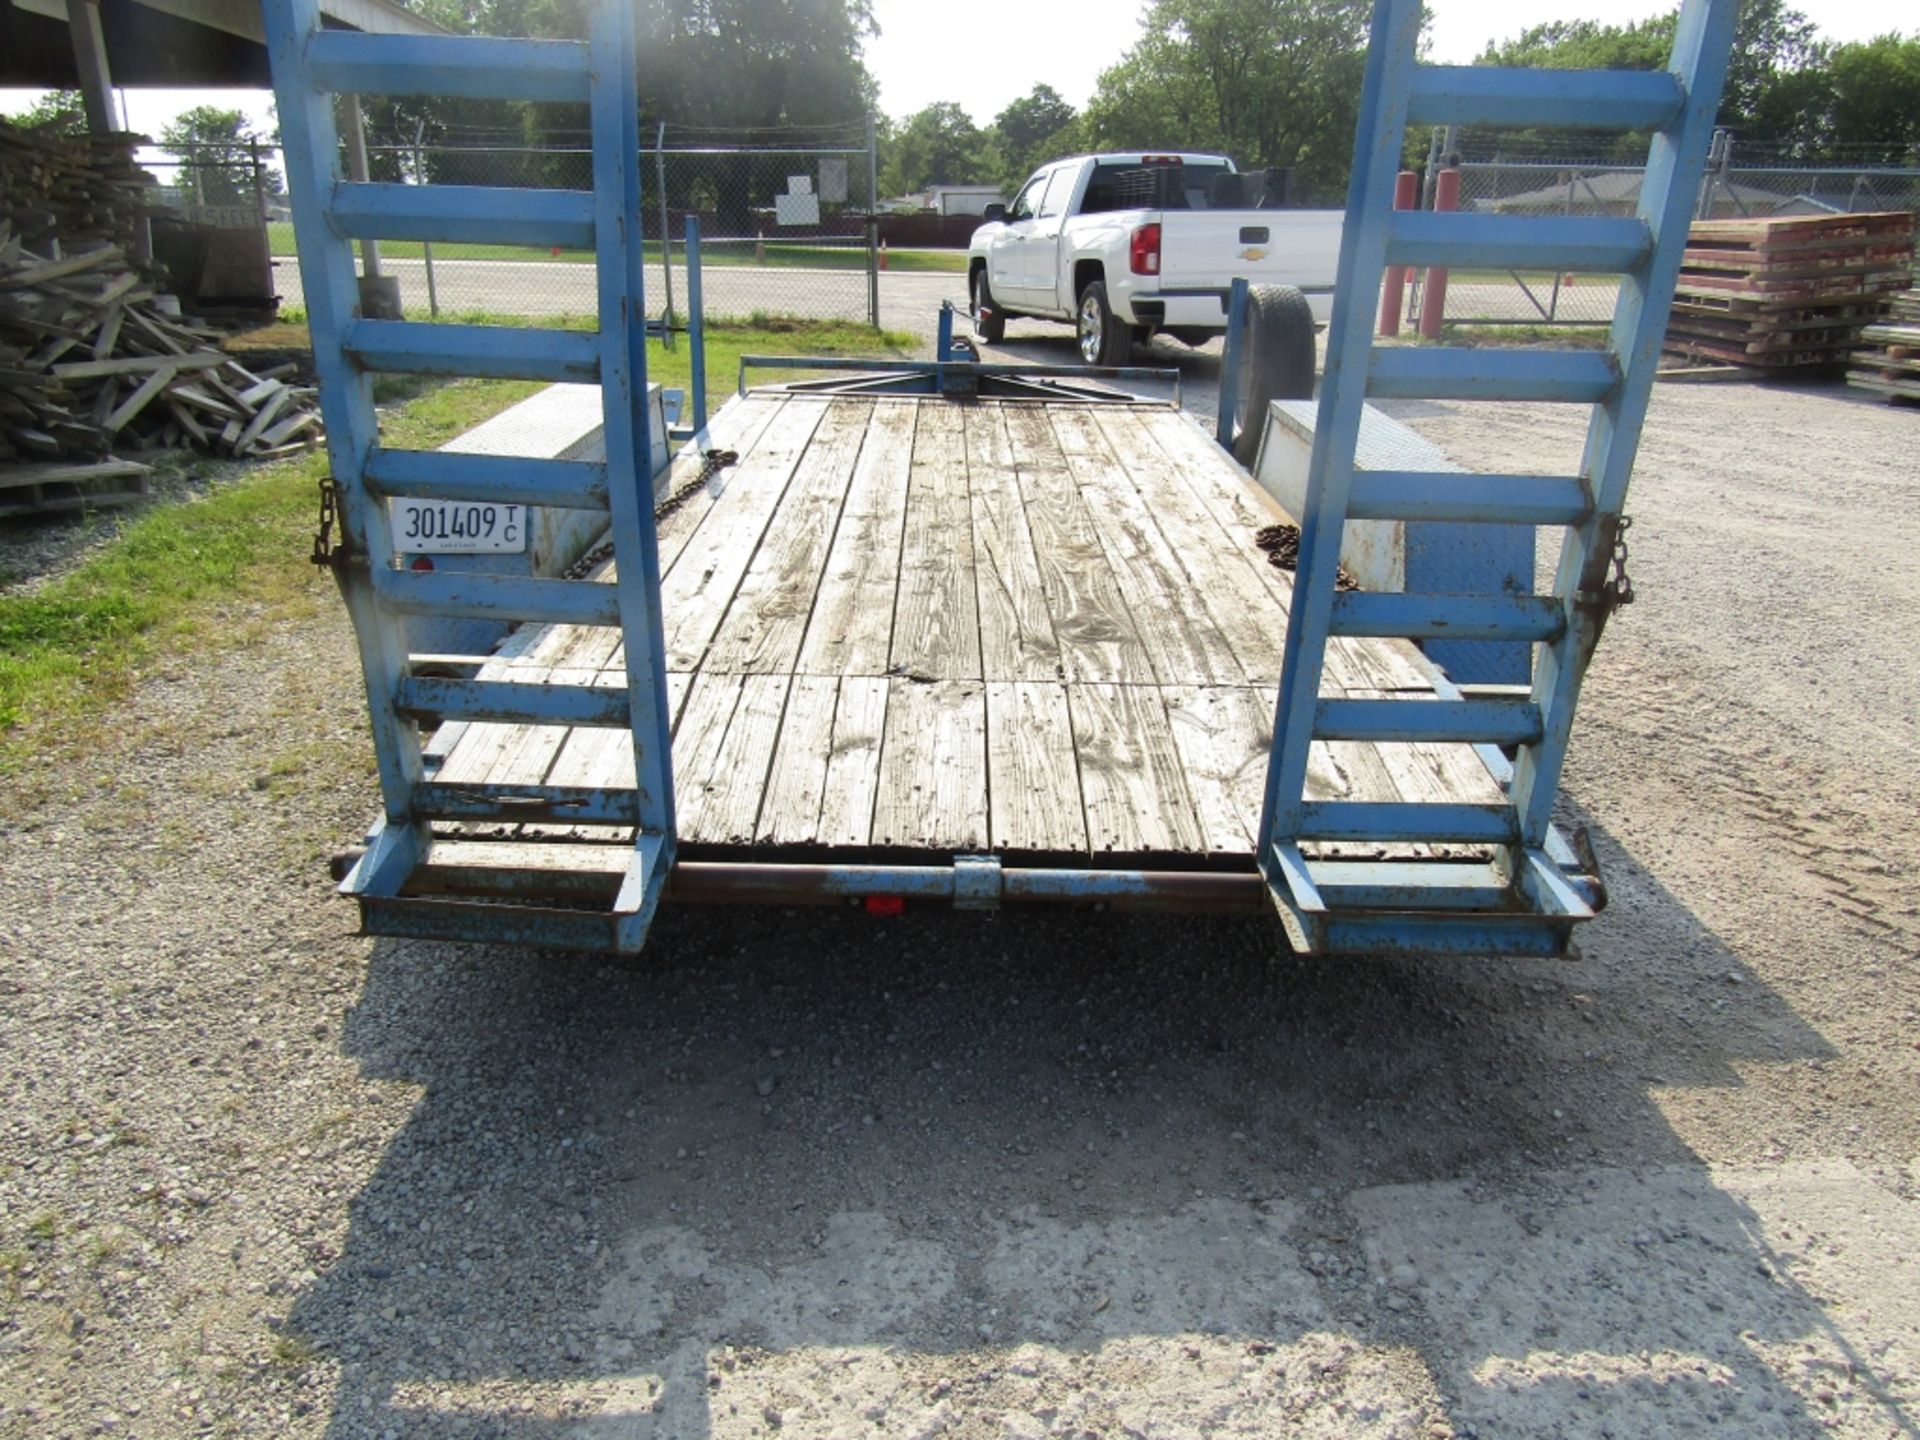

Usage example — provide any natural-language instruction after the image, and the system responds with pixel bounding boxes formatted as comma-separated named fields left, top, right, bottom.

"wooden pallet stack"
left=2, top=233, right=321, bottom=518
left=1663, top=212, right=1916, bottom=371
left=1847, top=287, right=1920, bottom=403
left=0, top=117, right=154, bottom=259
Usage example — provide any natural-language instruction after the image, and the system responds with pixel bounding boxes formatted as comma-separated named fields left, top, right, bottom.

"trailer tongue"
left=268, top=0, right=1733, bottom=956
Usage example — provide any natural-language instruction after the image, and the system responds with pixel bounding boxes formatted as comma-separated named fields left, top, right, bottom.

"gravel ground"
left=2, top=363, right=1917, bottom=1439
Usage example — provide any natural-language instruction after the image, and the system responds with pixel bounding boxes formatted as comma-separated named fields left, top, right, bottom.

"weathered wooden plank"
left=704, top=398, right=868, bottom=674
left=967, top=404, right=1061, bottom=682
left=654, top=393, right=784, bottom=574
left=797, top=400, right=916, bottom=678
left=658, top=398, right=825, bottom=670
left=665, top=671, right=746, bottom=838
left=1003, top=405, right=1155, bottom=685
left=1162, top=685, right=1269, bottom=854
left=985, top=680, right=1085, bottom=854
left=871, top=678, right=986, bottom=849
left=687, top=673, right=791, bottom=844
left=817, top=675, right=889, bottom=847
left=1093, top=408, right=1292, bottom=686
left=756, top=673, right=840, bottom=845
left=1048, top=406, right=1239, bottom=686
left=890, top=402, right=981, bottom=681
left=1069, top=683, right=1204, bottom=854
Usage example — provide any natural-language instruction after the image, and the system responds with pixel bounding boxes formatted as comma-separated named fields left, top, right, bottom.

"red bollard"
left=1417, top=166, right=1462, bottom=341
left=1378, top=170, right=1419, bottom=337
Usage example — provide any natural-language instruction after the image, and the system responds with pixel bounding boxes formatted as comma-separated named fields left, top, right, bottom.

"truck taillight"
left=1130, top=222, right=1161, bottom=276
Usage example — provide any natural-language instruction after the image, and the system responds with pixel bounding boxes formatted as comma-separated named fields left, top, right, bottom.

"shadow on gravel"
left=286, top=809, right=1890, bottom=1437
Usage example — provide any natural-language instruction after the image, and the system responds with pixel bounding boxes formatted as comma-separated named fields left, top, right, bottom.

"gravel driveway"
left=2, top=364, right=1916, bottom=1438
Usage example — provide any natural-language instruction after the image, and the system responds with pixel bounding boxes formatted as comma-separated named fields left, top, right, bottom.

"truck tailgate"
left=1157, top=209, right=1343, bottom=296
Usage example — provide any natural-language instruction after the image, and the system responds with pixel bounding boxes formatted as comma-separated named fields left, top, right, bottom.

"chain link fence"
left=1424, top=129, right=1920, bottom=327
left=141, top=125, right=885, bottom=326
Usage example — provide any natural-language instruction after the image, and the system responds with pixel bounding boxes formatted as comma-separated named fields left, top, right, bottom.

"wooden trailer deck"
left=423, top=391, right=1505, bottom=870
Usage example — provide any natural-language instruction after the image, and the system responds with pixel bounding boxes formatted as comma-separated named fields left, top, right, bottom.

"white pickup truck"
left=966, top=152, right=1341, bottom=371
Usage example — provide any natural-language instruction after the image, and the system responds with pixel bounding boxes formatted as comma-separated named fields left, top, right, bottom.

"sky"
left=0, top=0, right=1911, bottom=145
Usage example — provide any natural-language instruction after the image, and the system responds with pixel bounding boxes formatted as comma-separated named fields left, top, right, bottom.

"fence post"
left=655, top=121, right=676, bottom=351
left=412, top=120, right=438, bottom=319
left=1417, top=162, right=1461, bottom=341
left=866, top=113, right=880, bottom=327
left=1378, top=169, right=1418, bottom=336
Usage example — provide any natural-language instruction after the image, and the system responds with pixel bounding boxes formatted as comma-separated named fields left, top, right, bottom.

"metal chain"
left=1606, top=514, right=1635, bottom=608
left=310, top=476, right=339, bottom=567
left=653, top=447, right=738, bottom=523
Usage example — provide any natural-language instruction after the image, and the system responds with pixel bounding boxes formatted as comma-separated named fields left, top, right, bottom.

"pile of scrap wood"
left=0, top=116, right=153, bottom=257
left=1, top=233, right=321, bottom=518
left=1847, top=287, right=1920, bottom=403
left=1663, top=212, right=1916, bottom=371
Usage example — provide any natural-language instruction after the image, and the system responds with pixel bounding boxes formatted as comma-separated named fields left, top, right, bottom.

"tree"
left=1082, top=0, right=1373, bottom=205
left=4, top=90, right=89, bottom=135
left=992, top=84, right=1077, bottom=192
left=883, top=102, right=994, bottom=196
left=159, top=106, right=282, bottom=207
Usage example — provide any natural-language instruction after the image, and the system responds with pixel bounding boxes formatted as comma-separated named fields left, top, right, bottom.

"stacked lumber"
left=0, top=118, right=154, bottom=258
left=2, top=232, right=321, bottom=517
left=1663, top=212, right=1916, bottom=371
left=1847, top=288, right=1920, bottom=402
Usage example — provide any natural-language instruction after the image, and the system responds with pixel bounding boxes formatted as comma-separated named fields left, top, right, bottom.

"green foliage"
left=883, top=101, right=996, bottom=194
left=993, top=85, right=1077, bottom=193
left=3, top=90, right=87, bottom=135
left=1083, top=0, right=1373, bottom=205
left=159, top=106, right=283, bottom=205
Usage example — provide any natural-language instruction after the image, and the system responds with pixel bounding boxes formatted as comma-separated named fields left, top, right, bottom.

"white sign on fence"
left=818, top=158, right=849, bottom=204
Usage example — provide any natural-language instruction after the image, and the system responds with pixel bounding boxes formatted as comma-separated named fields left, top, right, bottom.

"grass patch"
left=1440, top=323, right=1613, bottom=348
left=267, top=223, right=966, bottom=272
left=0, top=317, right=914, bottom=775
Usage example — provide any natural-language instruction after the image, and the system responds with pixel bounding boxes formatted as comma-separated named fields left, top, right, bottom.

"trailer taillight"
left=1130, top=222, right=1161, bottom=276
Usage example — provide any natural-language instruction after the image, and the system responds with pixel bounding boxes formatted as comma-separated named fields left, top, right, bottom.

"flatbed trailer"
left=267, top=0, right=1733, bottom=957
left=407, top=387, right=1518, bottom=909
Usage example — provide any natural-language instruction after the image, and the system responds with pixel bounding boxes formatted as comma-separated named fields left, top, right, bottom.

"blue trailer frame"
left=268, top=0, right=1733, bottom=957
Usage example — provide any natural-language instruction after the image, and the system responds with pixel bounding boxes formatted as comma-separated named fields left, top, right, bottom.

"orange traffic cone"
left=879, top=239, right=889, bottom=271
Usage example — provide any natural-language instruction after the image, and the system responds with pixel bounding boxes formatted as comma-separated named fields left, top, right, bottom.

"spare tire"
left=1228, top=284, right=1317, bottom=467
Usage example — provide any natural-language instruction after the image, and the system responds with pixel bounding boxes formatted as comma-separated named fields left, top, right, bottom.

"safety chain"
left=653, top=447, right=739, bottom=523
left=1605, top=514, right=1635, bottom=609
left=310, top=475, right=340, bottom=568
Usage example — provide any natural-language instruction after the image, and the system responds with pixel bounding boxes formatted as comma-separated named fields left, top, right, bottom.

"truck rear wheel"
left=1077, top=281, right=1132, bottom=367
left=1229, top=284, right=1317, bottom=467
left=971, top=266, right=1006, bottom=344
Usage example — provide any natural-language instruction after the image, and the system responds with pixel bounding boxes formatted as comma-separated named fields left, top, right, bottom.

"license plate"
left=390, top=499, right=526, bottom=554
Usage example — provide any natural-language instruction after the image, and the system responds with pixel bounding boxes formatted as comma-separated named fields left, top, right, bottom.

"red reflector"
left=863, top=894, right=905, bottom=916
left=409, top=554, right=435, bottom=571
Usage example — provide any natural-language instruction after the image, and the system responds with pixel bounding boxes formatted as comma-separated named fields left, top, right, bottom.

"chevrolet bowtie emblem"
left=1240, top=246, right=1268, bottom=261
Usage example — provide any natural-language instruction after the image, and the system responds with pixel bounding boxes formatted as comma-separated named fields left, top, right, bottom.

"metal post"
left=685, top=214, right=706, bottom=432
left=1216, top=276, right=1250, bottom=448
left=866, top=113, right=881, bottom=327
left=341, top=94, right=381, bottom=278
left=413, top=120, right=439, bottom=318
left=1377, top=170, right=1418, bottom=335
left=655, top=121, right=675, bottom=350
left=1416, top=164, right=1460, bottom=340
left=66, top=0, right=116, bottom=135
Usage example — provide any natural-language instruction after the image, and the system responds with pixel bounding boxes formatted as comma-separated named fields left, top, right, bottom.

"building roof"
left=1, top=0, right=444, bottom=89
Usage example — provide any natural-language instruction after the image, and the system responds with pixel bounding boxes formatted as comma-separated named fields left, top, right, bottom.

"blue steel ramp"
left=1257, top=0, right=1736, bottom=953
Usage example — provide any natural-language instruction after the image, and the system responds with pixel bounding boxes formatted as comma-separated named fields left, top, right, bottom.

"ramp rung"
left=373, top=569, right=620, bottom=627
left=344, top=320, right=600, bottom=383
left=1297, top=801, right=1518, bottom=843
left=1314, top=698, right=1543, bottom=745
left=1407, top=65, right=1684, bottom=130
left=412, top=783, right=640, bottom=824
left=304, top=32, right=590, bottom=103
left=1384, top=212, right=1652, bottom=273
left=1368, top=347, right=1619, bottom=403
left=367, top=450, right=609, bottom=510
left=1328, top=592, right=1565, bottom=642
left=395, top=677, right=630, bottom=727
left=1347, top=470, right=1590, bottom=524
left=332, top=183, right=595, bottom=250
